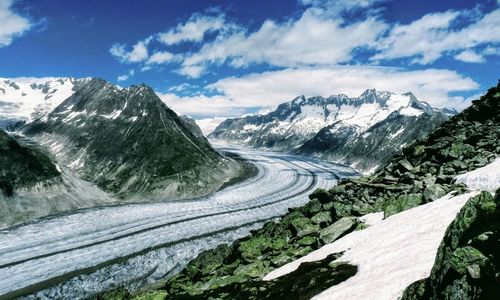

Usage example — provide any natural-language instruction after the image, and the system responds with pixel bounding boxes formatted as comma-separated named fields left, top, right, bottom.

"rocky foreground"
left=102, top=81, right=499, bottom=300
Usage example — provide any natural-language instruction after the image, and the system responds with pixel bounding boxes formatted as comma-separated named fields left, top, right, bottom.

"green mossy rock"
left=299, top=199, right=323, bottom=217
left=423, top=184, right=446, bottom=202
left=383, top=194, right=423, bottom=218
left=311, top=211, right=333, bottom=225
left=186, top=244, right=231, bottom=279
left=449, top=246, right=489, bottom=279
left=289, top=217, right=320, bottom=237
left=132, top=290, right=168, bottom=300
left=233, top=260, right=271, bottom=278
left=309, top=188, right=332, bottom=203
left=297, top=236, right=317, bottom=246
left=319, top=217, right=358, bottom=244
left=238, top=235, right=271, bottom=261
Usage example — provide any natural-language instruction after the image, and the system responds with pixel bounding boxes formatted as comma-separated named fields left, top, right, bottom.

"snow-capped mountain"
left=23, top=78, right=241, bottom=199
left=0, top=77, right=90, bottom=128
left=210, top=89, right=456, bottom=172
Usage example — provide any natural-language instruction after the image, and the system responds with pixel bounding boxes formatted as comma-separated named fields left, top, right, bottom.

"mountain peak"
left=359, top=89, right=391, bottom=104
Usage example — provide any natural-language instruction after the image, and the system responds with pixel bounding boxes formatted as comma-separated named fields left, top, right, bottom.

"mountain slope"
left=0, top=77, right=89, bottom=128
left=401, top=82, right=500, bottom=300
left=23, top=78, right=241, bottom=199
left=0, top=129, right=60, bottom=196
left=115, top=81, right=499, bottom=299
left=210, top=90, right=453, bottom=172
left=298, top=103, right=450, bottom=172
left=0, top=129, right=114, bottom=228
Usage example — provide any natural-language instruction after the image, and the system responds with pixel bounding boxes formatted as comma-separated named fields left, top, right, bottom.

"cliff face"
left=0, top=129, right=60, bottom=197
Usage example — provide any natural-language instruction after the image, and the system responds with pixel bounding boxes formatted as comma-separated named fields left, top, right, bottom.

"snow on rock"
left=264, top=192, right=479, bottom=300
left=359, top=211, right=384, bottom=226
left=0, top=77, right=88, bottom=124
left=455, top=157, right=500, bottom=193
left=264, top=158, right=500, bottom=299
left=399, top=106, right=423, bottom=117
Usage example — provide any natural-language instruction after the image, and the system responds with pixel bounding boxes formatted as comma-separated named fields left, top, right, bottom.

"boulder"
left=329, top=185, right=346, bottom=195
left=289, top=217, right=320, bottom=237
left=185, top=244, right=231, bottom=279
left=233, top=260, right=271, bottom=278
left=297, top=236, right=317, bottom=247
left=423, top=184, right=447, bottom=202
left=449, top=246, right=490, bottom=279
left=383, top=194, right=423, bottom=218
left=397, top=159, right=414, bottom=172
left=237, top=235, right=271, bottom=261
left=319, top=217, right=358, bottom=244
left=311, top=211, right=333, bottom=225
left=271, top=252, right=294, bottom=267
left=309, top=188, right=332, bottom=203
left=300, top=199, right=323, bottom=217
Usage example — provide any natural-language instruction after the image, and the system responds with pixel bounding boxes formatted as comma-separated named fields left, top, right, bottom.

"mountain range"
left=125, top=82, right=500, bottom=300
left=0, top=78, right=242, bottom=228
left=210, top=89, right=456, bottom=172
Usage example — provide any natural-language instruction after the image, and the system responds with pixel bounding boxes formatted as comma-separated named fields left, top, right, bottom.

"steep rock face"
left=210, top=90, right=453, bottom=172
left=23, top=79, right=240, bottom=199
left=402, top=191, right=500, bottom=300
left=0, top=130, right=114, bottom=228
left=0, top=129, right=60, bottom=196
left=0, top=77, right=90, bottom=128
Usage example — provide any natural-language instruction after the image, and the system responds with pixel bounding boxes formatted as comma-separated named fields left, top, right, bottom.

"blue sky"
left=1, top=0, right=499, bottom=128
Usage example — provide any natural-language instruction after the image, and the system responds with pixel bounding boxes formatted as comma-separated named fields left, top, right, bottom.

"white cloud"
left=146, top=51, right=176, bottom=65
left=109, top=4, right=499, bottom=75
left=0, top=0, right=32, bottom=47
left=110, top=38, right=151, bottom=63
left=373, top=10, right=460, bottom=64
left=194, top=117, right=227, bottom=135
left=179, top=9, right=388, bottom=77
left=177, top=64, right=205, bottom=78
left=374, top=9, right=500, bottom=64
left=484, top=46, right=500, bottom=55
left=117, top=74, right=129, bottom=82
left=160, top=66, right=479, bottom=120
left=299, top=0, right=386, bottom=16
left=117, top=69, right=135, bottom=82
left=454, top=50, right=485, bottom=63
left=158, top=14, right=230, bottom=45
left=168, top=82, right=198, bottom=93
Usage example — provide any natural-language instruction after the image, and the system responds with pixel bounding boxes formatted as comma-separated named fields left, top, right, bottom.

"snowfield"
left=265, top=158, right=500, bottom=300
left=0, top=78, right=86, bottom=124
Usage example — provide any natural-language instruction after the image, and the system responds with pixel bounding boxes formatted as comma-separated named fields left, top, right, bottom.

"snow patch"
left=0, top=78, right=77, bottom=123
left=359, top=212, right=384, bottom=226
left=265, top=158, right=500, bottom=299
left=455, top=157, right=500, bottom=193
left=399, top=106, right=423, bottom=117
left=264, top=192, right=479, bottom=300
left=388, top=127, right=405, bottom=139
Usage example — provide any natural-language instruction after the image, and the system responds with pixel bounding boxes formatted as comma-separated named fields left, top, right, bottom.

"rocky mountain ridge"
left=210, top=89, right=455, bottom=173
left=109, top=81, right=499, bottom=299
left=0, top=77, right=91, bottom=128
left=23, top=78, right=241, bottom=198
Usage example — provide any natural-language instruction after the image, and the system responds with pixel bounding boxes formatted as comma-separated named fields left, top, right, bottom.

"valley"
left=0, top=143, right=357, bottom=299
